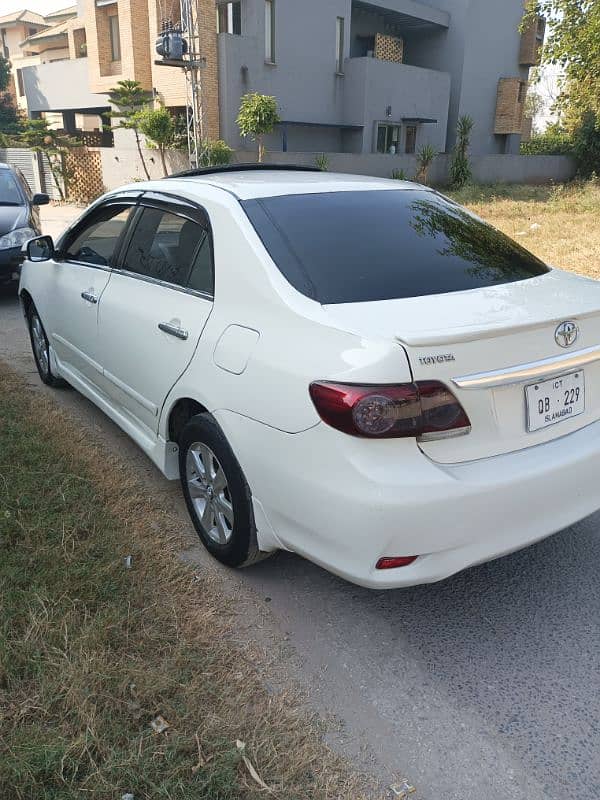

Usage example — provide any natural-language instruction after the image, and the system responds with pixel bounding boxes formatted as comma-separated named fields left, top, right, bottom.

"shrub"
left=199, top=139, right=233, bottom=167
left=391, top=168, right=407, bottom=180
left=520, top=125, right=574, bottom=156
left=315, top=153, right=329, bottom=171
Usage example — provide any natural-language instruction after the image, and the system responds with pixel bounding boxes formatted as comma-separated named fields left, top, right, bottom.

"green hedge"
left=520, top=130, right=574, bottom=156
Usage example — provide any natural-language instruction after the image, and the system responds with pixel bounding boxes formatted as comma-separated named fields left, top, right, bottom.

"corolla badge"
left=555, top=321, right=579, bottom=348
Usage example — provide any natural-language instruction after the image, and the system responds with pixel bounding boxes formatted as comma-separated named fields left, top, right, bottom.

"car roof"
left=164, top=169, right=419, bottom=201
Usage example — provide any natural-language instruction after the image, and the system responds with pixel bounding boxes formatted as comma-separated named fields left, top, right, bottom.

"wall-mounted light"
left=386, top=105, right=392, bottom=118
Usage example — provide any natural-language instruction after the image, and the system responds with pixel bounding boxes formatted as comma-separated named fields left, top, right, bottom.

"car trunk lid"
left=323, top=270, right=600, bottom=463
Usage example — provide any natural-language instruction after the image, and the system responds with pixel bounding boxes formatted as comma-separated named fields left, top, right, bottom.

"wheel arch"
left=19, top=288, right=34, bottom=317
left=165, top=396, right=210, bottom=444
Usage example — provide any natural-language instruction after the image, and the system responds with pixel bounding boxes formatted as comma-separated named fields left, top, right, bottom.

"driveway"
left=1, top=203, right=599, bottom=800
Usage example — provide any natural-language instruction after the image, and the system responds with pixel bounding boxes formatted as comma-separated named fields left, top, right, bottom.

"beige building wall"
left=84, top=0, right=153, bottom=93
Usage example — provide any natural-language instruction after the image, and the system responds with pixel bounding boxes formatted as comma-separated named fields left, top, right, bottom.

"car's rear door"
left=97, top=192, right=214, bottom=435
left=40, top=196, right=138, bottom=388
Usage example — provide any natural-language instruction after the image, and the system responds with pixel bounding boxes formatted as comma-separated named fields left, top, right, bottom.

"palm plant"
left=415, top=144, right=437, bottom=184
left=108, top=80, right=153, bottom=179
left=449, top=115, right=474, bottom=189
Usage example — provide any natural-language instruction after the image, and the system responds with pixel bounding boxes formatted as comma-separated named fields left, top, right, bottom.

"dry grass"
left=0, top=363, right=371, bottom=800
left=448, top=180, right=600, bottom=281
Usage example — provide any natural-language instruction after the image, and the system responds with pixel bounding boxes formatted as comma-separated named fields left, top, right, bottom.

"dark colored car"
left=0, top=162, right=48, bottom=287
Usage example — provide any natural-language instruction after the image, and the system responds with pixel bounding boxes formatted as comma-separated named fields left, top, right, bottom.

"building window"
left=405, top=125, right=417, bottom=154
left=376, top=124, right=400, bottom=154
left=217, top=2, right=241, bottom=35
left=265, top=0, right=275, bottom=63
left=109, top=13, right=121, bottom=61
left=16, top=68, right=24, bottom=97
left=336, top=17, right=345, bottom=74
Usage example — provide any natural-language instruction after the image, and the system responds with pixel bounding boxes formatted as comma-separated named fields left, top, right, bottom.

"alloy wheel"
left=30, top=312, right=49, bottom=378
left=186, top=442, right=235, bottom=544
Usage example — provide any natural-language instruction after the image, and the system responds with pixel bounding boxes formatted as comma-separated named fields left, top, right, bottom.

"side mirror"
left=31, top=193, right=50, bottom=206
left=25, top=235, right=55, bottom=262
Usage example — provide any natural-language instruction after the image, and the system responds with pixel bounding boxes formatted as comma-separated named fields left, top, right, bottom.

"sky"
left=1, top=0, right=74, bottom=14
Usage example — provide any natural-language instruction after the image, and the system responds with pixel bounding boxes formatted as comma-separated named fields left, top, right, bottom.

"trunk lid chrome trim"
left=453, top=345, right=600, bottom=389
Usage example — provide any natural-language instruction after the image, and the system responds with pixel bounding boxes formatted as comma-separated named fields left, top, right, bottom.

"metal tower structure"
left=179, top=0, right=205, bottom=168
left=155, top=0, right=205, bottom=168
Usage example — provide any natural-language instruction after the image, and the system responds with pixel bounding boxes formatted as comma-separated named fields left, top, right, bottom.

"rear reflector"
left=376, top=556, right=418, bottom=570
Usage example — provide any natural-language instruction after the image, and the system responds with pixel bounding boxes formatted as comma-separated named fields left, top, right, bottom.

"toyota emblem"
left=555, top=321, right=579, bottom=348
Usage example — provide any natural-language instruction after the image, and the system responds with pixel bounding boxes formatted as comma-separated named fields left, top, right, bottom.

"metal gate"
left=0, top=148, right=37, bottom=190
left=0, top=147, right=61, bottom=199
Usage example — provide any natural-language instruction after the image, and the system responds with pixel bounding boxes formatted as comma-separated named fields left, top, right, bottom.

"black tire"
left=27, top=304, right=65, bottom=388
left=179, top=414, right=269, bottom=568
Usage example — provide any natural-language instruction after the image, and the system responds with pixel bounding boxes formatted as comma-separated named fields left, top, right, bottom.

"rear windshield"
left=242, top=189, right=549, bottom=304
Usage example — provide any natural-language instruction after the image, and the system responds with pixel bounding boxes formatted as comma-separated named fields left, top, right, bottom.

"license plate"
left=525, top=371, right=585, bottom=432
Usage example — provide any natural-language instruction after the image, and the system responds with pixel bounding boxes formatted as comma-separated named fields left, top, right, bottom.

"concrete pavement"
left=1, top=202, right=599, bottom=800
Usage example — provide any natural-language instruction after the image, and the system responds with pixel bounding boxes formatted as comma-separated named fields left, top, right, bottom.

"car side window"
left=16, top=168, right=32, bottom=199
left=122, top=205, right=213, bottom=293
left=65, top=205, right=133, bottom=267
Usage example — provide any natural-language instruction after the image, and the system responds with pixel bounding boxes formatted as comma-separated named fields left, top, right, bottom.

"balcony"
left=352, top=0, right=449, bottom=33
left=343, top=56, right=451, bottom=153
left=22, top=58, right=110, bottom=115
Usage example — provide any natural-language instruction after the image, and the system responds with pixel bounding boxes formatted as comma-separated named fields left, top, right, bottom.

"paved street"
left=1, top=204, right=599, bottom=800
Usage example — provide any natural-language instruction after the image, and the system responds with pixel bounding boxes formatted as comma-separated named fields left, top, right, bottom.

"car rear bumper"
left=0, top=246, right=22, bottom=283
left=215, top=410, right=600, bottom=588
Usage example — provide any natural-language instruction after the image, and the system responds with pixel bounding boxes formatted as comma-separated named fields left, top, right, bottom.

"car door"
left=97, top=193, right=214, bottom=434
left=42, top=197, right=137, bottom=389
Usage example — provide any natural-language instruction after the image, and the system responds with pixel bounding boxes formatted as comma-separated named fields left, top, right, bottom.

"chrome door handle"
left=81, top=291, right=98, bottom=304
left=158, top=322, right=189, bottom=340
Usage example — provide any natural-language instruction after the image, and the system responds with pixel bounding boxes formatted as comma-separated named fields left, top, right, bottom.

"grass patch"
left=447, top=179, right=600, bottom=281
left=0, top=363, right=368, bottom=800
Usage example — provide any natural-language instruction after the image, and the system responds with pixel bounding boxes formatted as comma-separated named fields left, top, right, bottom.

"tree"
left=524, top=86, right=546, bottom=134
left=137, top=107, right=175, bottom=176
left=0, top=54, right=21, bottom=142
left=449, top=115, right=474, bottom=189
left=236, top=93, right=280, bottom=162
left=523, top=1, right=600, bottom=123
left=108, top=80, right=153, bottom=179
left=18, top=119, right=78, bottom=201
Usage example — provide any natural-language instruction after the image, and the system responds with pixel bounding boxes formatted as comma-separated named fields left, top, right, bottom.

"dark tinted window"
left=242, top=190, right=549, bottom=304
left=122, top=206, right=212, bottom=292
left=65, top=205, right=132, bottom=266
left=0, top=169, right=23, bottom=206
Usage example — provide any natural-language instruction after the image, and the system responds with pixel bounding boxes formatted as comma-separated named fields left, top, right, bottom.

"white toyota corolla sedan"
left=19, top=166, right=600, bottom=588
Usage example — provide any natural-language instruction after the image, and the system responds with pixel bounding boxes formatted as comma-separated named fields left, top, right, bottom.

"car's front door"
left=97, top=194, right=214, bottom=434
left=43, top=199, right=137, bottom=389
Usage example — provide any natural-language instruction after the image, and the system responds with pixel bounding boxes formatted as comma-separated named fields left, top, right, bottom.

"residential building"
left=7, top=6, right=110, bottom=141
left=217, top=0, right=545, bottom=156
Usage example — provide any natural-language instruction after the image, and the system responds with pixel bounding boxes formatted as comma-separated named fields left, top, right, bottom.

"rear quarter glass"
left=241, top=189, right=549, bottom=304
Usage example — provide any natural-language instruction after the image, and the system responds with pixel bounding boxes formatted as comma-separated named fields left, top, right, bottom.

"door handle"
left=158, top=322, right=189, bottom=341
left=81, top=291, right=98, bottom=304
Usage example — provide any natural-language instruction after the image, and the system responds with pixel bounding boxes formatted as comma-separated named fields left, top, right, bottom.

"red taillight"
left=376, top=556, right=418, bottom=570
left=309, top=380, right=470, bottom=439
